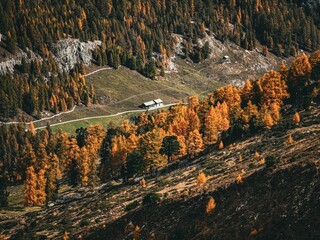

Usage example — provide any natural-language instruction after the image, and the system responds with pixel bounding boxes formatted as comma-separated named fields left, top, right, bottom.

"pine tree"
left=288, top=53, right=312, bottom=102
left=159, top=136, right=181, bottom=163
left=21, top=139, right=37, bottom=178
left=177, top=135, right=187, bottom=158
left=126, top=150, right=146, bottom=178
left=34, top=141, right=49, bottom=172
left=0, top=172, right=9, bottom=207
left=65, top=138, right=81, bottom=186
left=258, top=70, right=289, bottom=106
left=188, top=96, right=200, bottom=111
left=261, top=109, right=274, bottom=129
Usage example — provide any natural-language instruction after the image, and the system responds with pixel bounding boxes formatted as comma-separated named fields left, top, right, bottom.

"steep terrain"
left=1, top=105, right=319, bottom=239
left=0, top=36, right=101, bottom=75
left=95, top=162, right=319, bottom=240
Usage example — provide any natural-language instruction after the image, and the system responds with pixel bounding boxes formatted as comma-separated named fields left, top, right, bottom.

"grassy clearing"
left=43, top=106, right=173, bottom=134
left=34, top=63, right=223, bottom=133
left=86, top=65, right=222, bottom=107
left=50, top=112, right=131, bottom=133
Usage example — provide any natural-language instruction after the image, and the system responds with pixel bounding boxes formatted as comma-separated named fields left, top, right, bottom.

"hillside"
left=0, top=1, right=320, bottom=239
left=1, top=0, right=319, bottom=121
left=1, top=105, right=319, bottom=239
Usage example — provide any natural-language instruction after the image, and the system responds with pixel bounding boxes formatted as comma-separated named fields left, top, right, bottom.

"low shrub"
left=265, top=155, right=280, bottom=168
left=142, top=192, right=161, bottom=205
left=125, top=200, right=140, bottom=211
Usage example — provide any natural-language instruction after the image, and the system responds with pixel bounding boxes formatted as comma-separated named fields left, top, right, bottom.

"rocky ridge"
left=0, top=38, right=101, bottom=75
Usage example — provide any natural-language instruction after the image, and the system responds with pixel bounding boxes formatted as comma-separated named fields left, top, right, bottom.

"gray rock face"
left=0, top=38, right=101, bottom=75
left=0, top=49, right=40, bottom=75
left=54, top=38, right=101, bottom=72
left=0, top=54, right=25, bottom=74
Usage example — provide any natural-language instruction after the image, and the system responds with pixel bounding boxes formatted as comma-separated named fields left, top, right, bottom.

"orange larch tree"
left=155, top=111, right=168, bottom=129
left=138, top=128, right=167, bottom=168
left=293, top=112, right=301, bottom=125
left=77, top=147, right=90, bottom=187
left=242, top=100, right=259, bottom=124
left=258, top=70, right=289, bottom=106
left=203, top=106, right=219, bottom=145
left=187, top=129, right=204, bottom=157
left=188, top=109, right=200, bottom=132
left=126, top=133, right=140, bottom=153
left=188, top=96, right=200, bottom=112
left=24, top=166, right=37, bottom=207
left=111, top=135, right=128, bottom=174
left=36, top=169, right=47, bottom=206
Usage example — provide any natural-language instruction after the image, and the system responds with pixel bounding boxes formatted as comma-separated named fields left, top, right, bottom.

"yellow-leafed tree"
left=206, top=197, right=216, bottom=215
left=293, top=112, right=300, bottom=125
left=24, top=166, right=37, bottom=206
left=203, top=106, right=219, bottom=145
left=36, top=169, right=47, bottom=206
left=187, top=129, right=204, bottom=157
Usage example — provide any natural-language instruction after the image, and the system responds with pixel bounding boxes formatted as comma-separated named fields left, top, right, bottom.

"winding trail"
left=0, top=68, right=113, bottom=126
left=0, top=106, right=77, bottom=125
left=0, top=66, right=185, bottom=129
left=110, top=86, right=191, bottom=106
left=84, top=67, right=112, bottom=77
left=34, top=103, right=177, bottom=130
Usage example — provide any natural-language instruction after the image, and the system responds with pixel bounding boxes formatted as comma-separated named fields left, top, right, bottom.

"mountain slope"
left=93, top=162, right=319, bottom=240
left=4, top=105, right=319, bottom=239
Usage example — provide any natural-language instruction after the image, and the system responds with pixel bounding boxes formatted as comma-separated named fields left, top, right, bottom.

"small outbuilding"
left=140, top=99, right=164, bottom=109
left=153, top=99, right=164, bottom=107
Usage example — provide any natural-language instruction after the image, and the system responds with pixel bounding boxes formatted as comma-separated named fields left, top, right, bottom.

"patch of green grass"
left=7, top=185, right=24, bottom=209
left=50, top=114, right=126, bottom=134
left=86, top=65, right=222, bottom=110
left=34, top=63, right=223, bottom=133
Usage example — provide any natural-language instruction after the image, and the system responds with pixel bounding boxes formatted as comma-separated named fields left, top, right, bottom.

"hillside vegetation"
left=0, top=51, right=319, bottom=238
left=0, top=0, right=320, bottom=120
left=2, top=102, right=319, bottom=239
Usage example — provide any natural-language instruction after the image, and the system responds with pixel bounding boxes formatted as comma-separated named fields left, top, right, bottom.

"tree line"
left=0, top=60, right=96, bottom=120
left=0, top=51, right=319, bottom=207
left=0, top=0, right=320, bottom=120
left=0, top=0, right=319, bottom=72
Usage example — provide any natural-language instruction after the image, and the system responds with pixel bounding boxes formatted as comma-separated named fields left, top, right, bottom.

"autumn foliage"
left=206, top=197, right=216, bottom=215
left=1, top=52, right=319, bottom=206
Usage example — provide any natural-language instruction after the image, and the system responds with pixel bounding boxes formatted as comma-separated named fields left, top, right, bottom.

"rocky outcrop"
left=0, top=49, right=40, bottom=75
left=0, top=38, right=101, bottom=75
left=53, top=38, right=101, bottom=72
